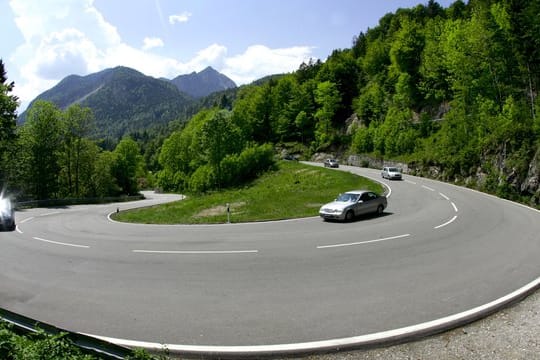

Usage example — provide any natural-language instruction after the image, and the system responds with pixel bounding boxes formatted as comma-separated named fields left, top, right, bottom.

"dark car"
left=324, top=159, right=339, bottom=168
left=283, top=154, right=299, bottom=161
left=0, top=197, right=16, bottom=231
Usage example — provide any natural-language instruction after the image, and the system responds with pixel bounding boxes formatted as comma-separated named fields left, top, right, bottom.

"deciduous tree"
left=18, top=101, right=63, bottom=199
left=113, top=137, right=143, bottom=195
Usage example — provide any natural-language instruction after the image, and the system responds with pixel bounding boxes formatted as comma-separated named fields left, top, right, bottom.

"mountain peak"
left=201, top=66, right=217, bottom=73
left=170, top=67, right=236, bottom=98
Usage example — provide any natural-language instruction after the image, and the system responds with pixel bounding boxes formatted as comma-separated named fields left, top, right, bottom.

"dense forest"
left=1, top=0, right=539, bottom=206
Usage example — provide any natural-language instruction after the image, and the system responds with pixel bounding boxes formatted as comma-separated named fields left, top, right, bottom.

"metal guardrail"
left=0, top=307, right=134, bottom=359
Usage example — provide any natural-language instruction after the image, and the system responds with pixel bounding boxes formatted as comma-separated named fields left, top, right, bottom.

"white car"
left=319, top=190, right=387, bottom=221
left=381, top=166, right=402, bottom=180
left=0, top=197, right=16, bottom=231
left=324, top=159, right=339, bottom=168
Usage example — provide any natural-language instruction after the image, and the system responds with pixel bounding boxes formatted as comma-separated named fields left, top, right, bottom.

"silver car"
left=324, top=159, right=339, bottom=168
left=319, top=190, right=387, bottom=221
left=0, top=197, right=16, bottom=231
left=381, top=166, right=402, bottom=180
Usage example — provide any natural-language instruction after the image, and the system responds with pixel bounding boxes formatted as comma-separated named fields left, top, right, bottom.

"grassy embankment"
left=113, top=161, right=384, bottom=224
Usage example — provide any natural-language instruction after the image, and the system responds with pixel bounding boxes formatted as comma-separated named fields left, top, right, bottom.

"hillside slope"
left=18, top=67, right=193, bottom=139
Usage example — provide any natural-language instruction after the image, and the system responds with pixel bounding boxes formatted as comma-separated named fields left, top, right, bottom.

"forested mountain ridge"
left=19, top=68, right=116, bottom=115
left=80, top=67, right=191, bottom=139
left=17, top=66, right=236, bottom=140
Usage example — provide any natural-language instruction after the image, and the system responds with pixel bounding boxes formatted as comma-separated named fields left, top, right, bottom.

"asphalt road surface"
left=1, top=164, right=539, bottom=358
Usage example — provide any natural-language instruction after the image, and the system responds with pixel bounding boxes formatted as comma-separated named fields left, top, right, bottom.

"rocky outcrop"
left=522, top=148, right=540, bottom=204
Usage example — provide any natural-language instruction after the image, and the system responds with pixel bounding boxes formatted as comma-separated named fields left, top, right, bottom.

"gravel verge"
left=292, top=288, right=540, bottom=360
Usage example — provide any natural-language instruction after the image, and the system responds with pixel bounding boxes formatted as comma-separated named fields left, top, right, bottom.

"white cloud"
left=9, top=0, right=120, bottom=47
left=223, top=45, right=314, bottom=85
left=34, top=29, right=98, bottom=79
left=8, top=0, right=122, bottom=109
left=142, top=37, right=164, bottom=51
left=185, top=43, right=227, bottom=70
left=6, top=1, right=315, bottom=112
left=169, top=12, right=192, bottom=24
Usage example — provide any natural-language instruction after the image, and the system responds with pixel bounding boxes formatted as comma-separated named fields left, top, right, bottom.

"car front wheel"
left=345, top=210, right=355, bottom=222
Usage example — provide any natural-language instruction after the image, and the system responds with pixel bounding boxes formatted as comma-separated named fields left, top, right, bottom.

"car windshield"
left=336, top=193, right=359, bottom=202
left=388, top=167, right=399, bottom=172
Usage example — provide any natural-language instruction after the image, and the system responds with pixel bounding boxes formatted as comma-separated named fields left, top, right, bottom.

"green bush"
left=189, top=164, right=216, bottom=193
left=157, top=168, right=188, bottom=192
left=0, top=323, right=94, bottom=360
left=219, top=143, right=276, bottom=187
left=236, top=143, right=276, bottom=179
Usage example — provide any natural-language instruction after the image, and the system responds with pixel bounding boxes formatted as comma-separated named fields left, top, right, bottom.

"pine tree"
left=0, top=59, right=19, bottom=186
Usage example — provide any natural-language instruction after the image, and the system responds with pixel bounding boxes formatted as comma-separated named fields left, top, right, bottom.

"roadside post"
left=226, top=203, right=230, bottom=223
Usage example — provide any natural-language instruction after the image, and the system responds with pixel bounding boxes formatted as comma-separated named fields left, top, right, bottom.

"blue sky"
left=1, top=0, right=454, bottom=111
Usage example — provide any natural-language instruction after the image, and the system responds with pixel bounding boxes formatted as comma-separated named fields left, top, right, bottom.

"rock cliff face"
left=522, top=148, right=540, bottom=203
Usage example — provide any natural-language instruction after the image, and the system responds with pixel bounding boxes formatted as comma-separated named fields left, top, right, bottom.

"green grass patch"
left=113, top=161, right=384, bottom=224
left=0, top=321, right=163, bottom=360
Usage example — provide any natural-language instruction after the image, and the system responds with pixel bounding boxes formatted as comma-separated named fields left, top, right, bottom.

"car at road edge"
left=381, top=166, right=402, bottom=180
left=319, top=190, right=387, bottom=221
left=0, top=197, right=16, bottom=231
left=324, top=159, right=339, bottom=168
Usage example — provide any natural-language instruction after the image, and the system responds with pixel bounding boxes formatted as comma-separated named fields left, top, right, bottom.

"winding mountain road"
left=1, top=164, right=539, bottom=358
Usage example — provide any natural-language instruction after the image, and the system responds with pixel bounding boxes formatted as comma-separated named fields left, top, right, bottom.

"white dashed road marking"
left=317, top=234, right=411, bottom=249
left=434, top=216, right=458, bottom=229
left=32, top=237, right=90, bottom=249
left=132, top=249, right=258, bottom=255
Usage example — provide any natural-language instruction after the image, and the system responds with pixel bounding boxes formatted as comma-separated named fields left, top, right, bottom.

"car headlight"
left=0, top=199, right=12, bottom=216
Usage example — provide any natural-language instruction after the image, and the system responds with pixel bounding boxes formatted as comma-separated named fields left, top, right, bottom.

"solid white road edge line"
left=108, top=212, right=318, bottom=226
left=80, top=276, right=540, bottom=355
left=32, top=237, right=90, bottom=249
left=132, top=249, right=258, bottom=254
left=434, top=215, right=458, bottom=229
left=317, top=234, right=410, bottom=249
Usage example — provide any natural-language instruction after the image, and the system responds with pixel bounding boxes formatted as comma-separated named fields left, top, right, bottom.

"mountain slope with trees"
left=17, top=66, right=237, bottom=141
left=18, top=66, right=193, bottom=140
left=2, top=0, right=539, bottom=207
left=155, top=0, right=539, bottom=204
